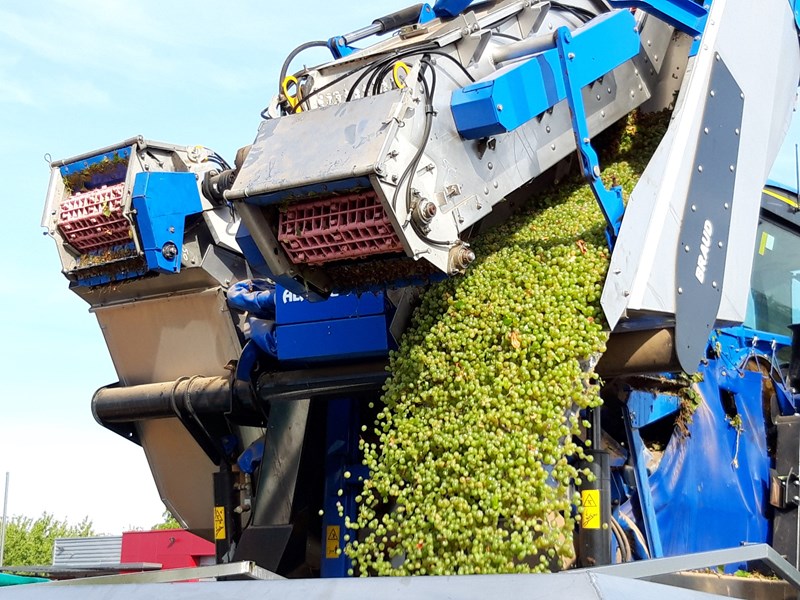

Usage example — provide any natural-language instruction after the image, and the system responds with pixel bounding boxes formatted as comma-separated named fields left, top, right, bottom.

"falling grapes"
left=347, top=112, right=670, bottom=575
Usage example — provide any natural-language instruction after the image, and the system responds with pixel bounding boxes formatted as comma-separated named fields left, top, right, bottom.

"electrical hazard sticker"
left=214, top=506, right=226, bottom=540
left=581, top=490, right=601, bottom=530
left=325, top=525, right=340, bottom=559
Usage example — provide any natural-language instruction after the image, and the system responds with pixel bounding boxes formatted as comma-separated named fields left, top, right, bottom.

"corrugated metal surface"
left=52, top=537, right=121, bottom=566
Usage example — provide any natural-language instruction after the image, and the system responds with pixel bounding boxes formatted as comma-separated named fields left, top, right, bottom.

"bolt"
left=493, top=181, right=498, bottom=189
left=496, top=104, right=503, bottom=112
left=729, top=165, right=735, bottom=172
left=698, top=165, right=703, bottom=173
left=453, top=246, right=476, bottom=271
left=735, top=128, right=740, bottom=136
left=487, top=162, right=493, bottom=170
left=551, top=144, right=556, bottom=150
left=724, top=203, right=730, bottom=210
left=710, top=90, right=715, bottom=97
left=161, top=242, right=178, bottom=260
left=678, top=287, right=683, bottom=294
left=419, top=200, right=437, bottom=220
left=691, top=204, right=697, bottom=212
left=704, top=127, right=709, bottom=134
left=169, top=226, right=175, bottom=233
left=593, top=166, right=601, bottom=177
left=685, top=245, right=690, bottom=252
left=568, top=52, right=575, bottom=60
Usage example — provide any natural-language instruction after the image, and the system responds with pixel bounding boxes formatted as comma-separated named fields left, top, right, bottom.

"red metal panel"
left=121, top=530, right=214, bottom=570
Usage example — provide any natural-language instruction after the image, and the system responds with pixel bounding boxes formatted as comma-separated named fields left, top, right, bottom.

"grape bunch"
left=346, top=112, right=670, bottom=575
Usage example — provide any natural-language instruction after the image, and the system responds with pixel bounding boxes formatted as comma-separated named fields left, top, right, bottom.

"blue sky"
left=0, top=0, right=399, bottom=535
left=0, top=1, right=798, bottom=536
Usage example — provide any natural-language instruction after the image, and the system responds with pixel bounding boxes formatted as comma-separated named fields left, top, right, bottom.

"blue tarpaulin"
left=623, top=363, right=770, bottom=563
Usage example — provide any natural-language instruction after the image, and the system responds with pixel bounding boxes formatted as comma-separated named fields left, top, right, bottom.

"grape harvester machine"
left=28, top=0, right=800, bottom=597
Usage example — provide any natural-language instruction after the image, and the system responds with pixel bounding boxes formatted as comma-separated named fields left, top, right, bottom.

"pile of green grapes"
left=346, top=112, right=670, bottom=575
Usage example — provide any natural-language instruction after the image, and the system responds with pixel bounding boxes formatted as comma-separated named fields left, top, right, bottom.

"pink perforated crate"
left=57, top=183, right=131, bottom=253
left=278, top=191, right=404, bottom=265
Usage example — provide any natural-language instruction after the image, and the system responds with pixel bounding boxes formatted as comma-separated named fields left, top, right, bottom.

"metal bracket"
left=585, top=543, right=800, bottom=591
left=554, top=26, right=625, bottom=247
left=607, top=0, right=709, bottom=37
left=433, top=0, right=475, bottom=18
left=770, top=469, right=800, bottom=509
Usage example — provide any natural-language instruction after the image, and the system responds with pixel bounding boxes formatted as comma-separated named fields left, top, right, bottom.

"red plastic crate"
left=278, top=191, right=404, bottom=265
left=57, top=183, right=131, bottom=252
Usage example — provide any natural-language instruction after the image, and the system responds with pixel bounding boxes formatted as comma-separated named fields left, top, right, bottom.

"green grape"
left=347, top=112, right=669, bottom=575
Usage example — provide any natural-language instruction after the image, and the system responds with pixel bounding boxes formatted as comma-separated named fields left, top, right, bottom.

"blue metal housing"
left=433, top=0, right=474, bottom=18
left=274, top=285, right=393, bottom=363
left=450, top=10, right=639, bottom=140
left=131, top=172, right=203, bottom=274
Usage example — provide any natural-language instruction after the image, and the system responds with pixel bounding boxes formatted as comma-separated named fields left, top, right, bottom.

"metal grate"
left=52, top=536, right=122, bottom=566
left=57, top=183, right=131, bottom=252
left=278, top=191, right=403, bottom=265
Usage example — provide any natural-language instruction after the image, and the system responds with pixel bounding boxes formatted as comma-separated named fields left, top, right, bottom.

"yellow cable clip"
left=281, top=75, right=303, bottom=113
left=393, top=61, right=411, bottom=89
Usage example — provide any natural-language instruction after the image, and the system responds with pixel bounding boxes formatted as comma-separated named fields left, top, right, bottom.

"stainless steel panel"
left=92, top=289, right=240, bottom=385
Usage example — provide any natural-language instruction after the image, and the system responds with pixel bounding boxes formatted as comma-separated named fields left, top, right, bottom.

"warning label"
left=581, top=490, right=600, bottom=530
left=214, top=506, right=226, bottom=540
left=326, top=525, right=340, bottom=559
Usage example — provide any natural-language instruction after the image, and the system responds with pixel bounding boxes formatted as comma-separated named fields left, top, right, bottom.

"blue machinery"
left=40, top=0, right=800, bottom=595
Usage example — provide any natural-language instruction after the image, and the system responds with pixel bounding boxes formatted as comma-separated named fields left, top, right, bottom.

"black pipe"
left=92, top=376, right=233, bottom=424
left=577, top=449, right=612, bottom=567
left=577, top=406, right=612, bottom=567
left=213, top=466, right=237, bottom=564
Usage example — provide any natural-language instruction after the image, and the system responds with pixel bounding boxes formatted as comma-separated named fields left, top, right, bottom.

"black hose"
left=278, top=40, right=329, bottom=93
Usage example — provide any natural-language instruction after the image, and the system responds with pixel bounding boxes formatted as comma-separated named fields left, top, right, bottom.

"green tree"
left=151, top=510, right=181, bottom=531
left=2, top=513, right=94, bottom=566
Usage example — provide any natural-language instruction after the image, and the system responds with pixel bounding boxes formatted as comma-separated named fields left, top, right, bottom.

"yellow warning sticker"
left=581, top=490, right=601, bottom=530
left=325, top=525, right=340, bottom=559
left=214, top=506, right=226, bottom=540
